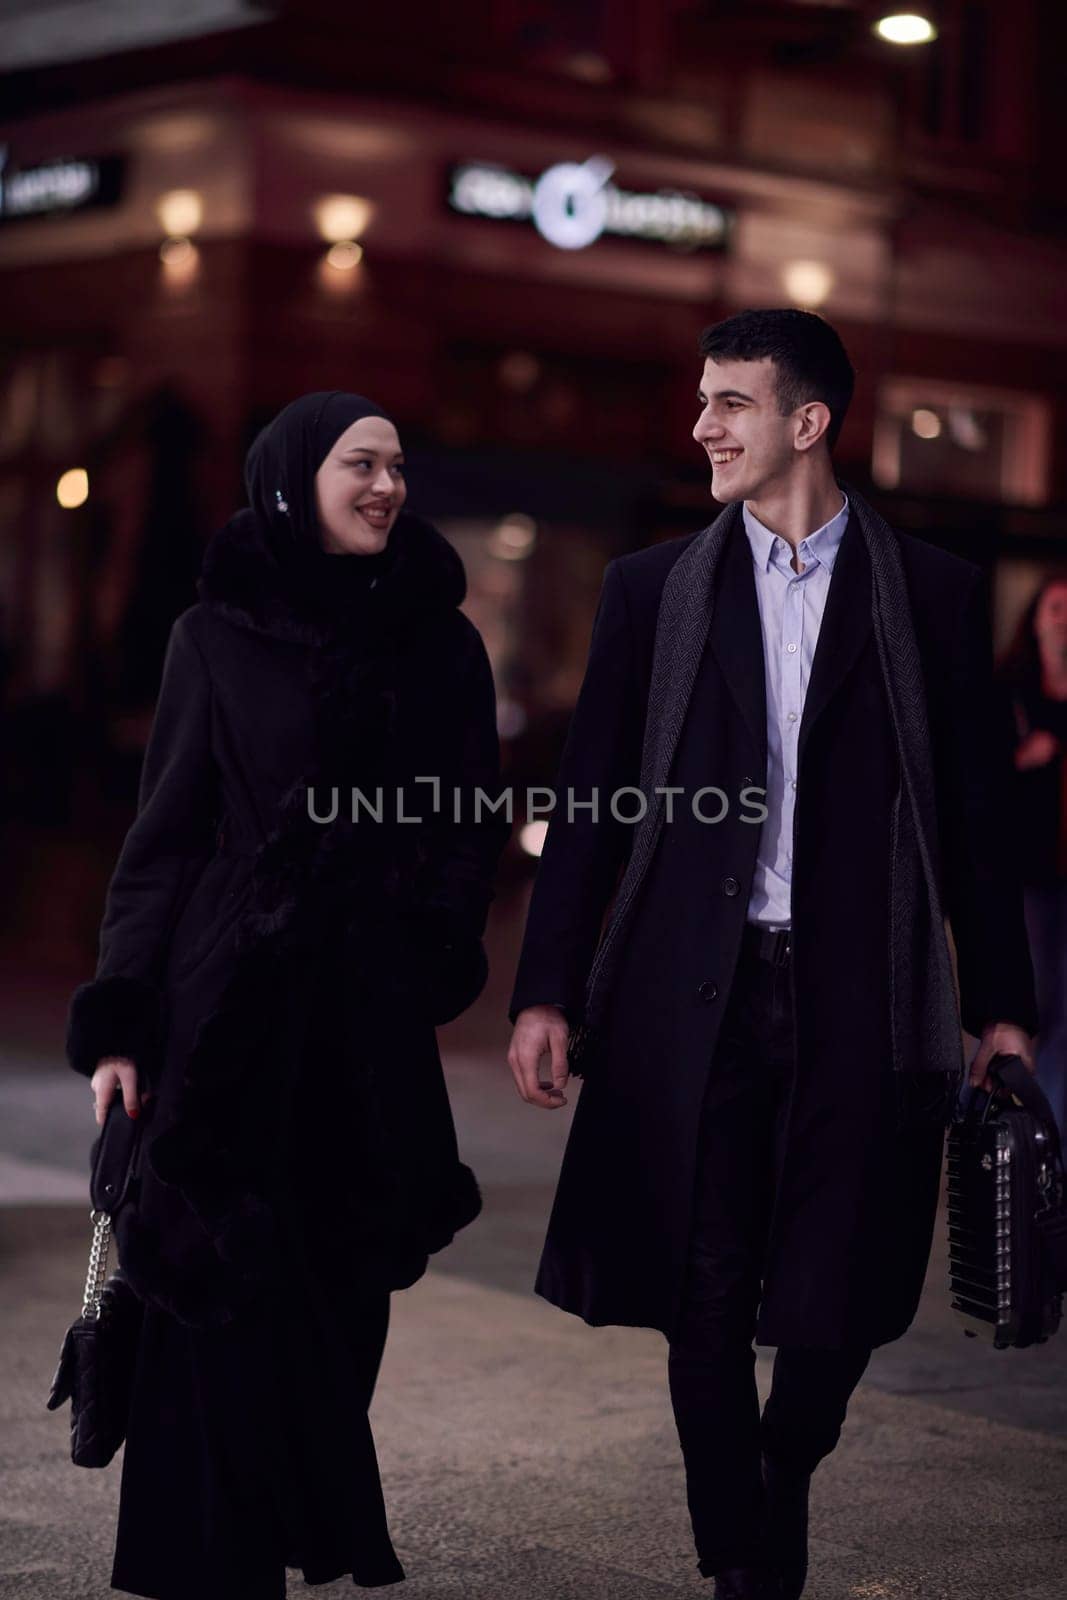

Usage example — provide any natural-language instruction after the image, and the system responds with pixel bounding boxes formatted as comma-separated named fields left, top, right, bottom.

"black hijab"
left=244, top=390, right=399, bottom=617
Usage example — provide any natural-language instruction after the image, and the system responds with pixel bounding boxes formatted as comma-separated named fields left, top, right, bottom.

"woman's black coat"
left=67, top=505, right=509, bottom=1325
left=510, top=509, right=1036, bottom=1350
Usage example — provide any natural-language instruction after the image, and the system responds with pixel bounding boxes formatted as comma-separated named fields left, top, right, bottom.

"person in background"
left=998, top=576, right=1067, bottom=1134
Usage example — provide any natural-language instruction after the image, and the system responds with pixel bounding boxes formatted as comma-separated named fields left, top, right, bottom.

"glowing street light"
left=874, top=13, right=938, bottom=45
left=781, top=259, right=835, bottom=309
left=911, top=408, right=942, bottom=439
left=488, top=514, right=537, bottom=561
left=155, top=188, right=203, bottom=237
left=313, top=194, right=374, bottom=244
left=314, top=194, right=373, bottom=282
left=57, top=468, right=89, bottom=508
left=155, top=189, right=203, bottom=289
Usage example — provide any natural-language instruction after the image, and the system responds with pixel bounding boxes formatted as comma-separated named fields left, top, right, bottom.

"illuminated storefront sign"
left=0, top=147, right=124, bottom=222
left=448, top=156, right=731, bottom=252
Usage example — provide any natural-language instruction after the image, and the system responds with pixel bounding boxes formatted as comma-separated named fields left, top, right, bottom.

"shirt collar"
left=742, top=491, right=850, bottom=575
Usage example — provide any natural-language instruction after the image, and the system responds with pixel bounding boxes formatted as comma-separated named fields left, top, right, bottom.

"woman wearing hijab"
left=64, top=392, right=510, bottom=1599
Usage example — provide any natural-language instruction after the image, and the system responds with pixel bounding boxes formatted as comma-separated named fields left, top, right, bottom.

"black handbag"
left=947, top=1053, right=1067, bottom=1349
left=46, top=1095, right=146, bottom=1466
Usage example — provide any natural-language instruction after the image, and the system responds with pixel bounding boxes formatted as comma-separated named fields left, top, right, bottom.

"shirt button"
left=697, top=980, right=719, bottom=1002
left=791, top=780, right=797, bottom=790
left=787, top=712, right=797, bottom=722
left=722, top=876, right=740, bottom=897
left=786, top=642, right=797, bottom=654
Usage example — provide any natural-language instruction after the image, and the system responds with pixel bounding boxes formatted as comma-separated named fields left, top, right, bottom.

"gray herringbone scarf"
left=577, top=481, right=964, bottom=1079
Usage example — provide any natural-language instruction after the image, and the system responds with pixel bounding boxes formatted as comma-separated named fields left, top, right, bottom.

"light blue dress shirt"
left=743, top=493, right=850, bottom=929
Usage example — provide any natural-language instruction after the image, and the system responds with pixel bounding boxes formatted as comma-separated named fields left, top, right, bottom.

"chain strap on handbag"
left=81, top=1208, right=113, bottom=1321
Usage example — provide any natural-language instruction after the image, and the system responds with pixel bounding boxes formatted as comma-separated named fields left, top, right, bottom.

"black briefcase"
left=947, top=1054, right=1067, bottom=1349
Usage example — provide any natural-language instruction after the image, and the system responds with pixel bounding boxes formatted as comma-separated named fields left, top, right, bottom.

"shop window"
left=438, top=513, right=611, bottom=820
left=872, top=378, right=1050, bottom=507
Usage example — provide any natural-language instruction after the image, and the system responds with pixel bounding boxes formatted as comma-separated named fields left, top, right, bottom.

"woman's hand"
left=90, top=1056, right=147, bottom=1126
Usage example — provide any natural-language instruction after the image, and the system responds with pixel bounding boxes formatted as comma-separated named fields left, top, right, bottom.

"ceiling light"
left=874, top=13, right=938, bottom=45
left=489, top=514, right=537, bottom=561
left=911, top=407, right=942, bottom=439
left=781, top=259, right=835, bottom=308
left=314, top=194, right=374, bottom=244
left=155, top=188, right=203, bottom=236
left=57, top=468, right=89, bottom=508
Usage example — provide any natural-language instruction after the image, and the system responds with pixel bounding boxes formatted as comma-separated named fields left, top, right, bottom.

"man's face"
left=692, top=356, right=803, bottom=504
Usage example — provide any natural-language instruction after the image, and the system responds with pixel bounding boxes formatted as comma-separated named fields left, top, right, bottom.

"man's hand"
left=969, top=1022, right=1035, bottom=1094
left=508, top=1005, right=571, bottom=1109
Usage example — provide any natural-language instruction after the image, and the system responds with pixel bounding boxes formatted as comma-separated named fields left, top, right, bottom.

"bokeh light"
left=874, top=13, right=938, bottom=45
left=56, top=468, right=89, bottom=508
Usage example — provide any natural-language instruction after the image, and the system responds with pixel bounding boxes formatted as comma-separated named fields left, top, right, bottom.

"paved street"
left=2, top=978, right=1067, bottom=1598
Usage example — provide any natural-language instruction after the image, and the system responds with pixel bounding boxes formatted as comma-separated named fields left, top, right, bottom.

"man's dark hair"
left=698, top=308, right=855, bottom=452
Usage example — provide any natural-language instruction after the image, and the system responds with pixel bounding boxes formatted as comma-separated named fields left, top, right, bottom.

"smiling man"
left=507, top=309, right=1037, bottom=1599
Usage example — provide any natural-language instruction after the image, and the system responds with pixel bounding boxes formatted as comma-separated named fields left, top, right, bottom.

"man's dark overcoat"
left=510, top=502, right=1036, bottom=1351
left=65, top=505, right=508, bottom=1593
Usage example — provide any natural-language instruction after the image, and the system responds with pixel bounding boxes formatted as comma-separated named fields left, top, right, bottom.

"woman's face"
left=314, top=415, right=407, bottom=555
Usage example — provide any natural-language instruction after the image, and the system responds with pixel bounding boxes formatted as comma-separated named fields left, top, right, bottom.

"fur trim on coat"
left=66, top=974, right=162, bottom=1079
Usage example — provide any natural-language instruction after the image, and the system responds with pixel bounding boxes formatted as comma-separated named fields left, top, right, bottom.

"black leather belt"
left=742, top=922, right=792, bottom=967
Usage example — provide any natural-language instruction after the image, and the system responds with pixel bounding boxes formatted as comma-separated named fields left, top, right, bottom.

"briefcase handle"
left=989, top=1053, right=1063, bottom=1167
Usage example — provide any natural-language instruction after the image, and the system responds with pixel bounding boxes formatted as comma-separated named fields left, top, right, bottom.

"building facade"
left=1, top=0, right=1065, bottom=957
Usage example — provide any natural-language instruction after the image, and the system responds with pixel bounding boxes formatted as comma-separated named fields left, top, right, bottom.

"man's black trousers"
left=667, top=927, right=872, bottom=1576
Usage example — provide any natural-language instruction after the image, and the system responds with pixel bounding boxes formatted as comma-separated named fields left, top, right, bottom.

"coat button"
left=697, top=979, right=719, bottom=1002
left=721, top=875, right=740, bottom=897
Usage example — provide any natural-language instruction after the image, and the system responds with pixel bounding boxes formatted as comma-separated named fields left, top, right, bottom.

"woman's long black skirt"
left=110, top=933, right=405, bottom=1599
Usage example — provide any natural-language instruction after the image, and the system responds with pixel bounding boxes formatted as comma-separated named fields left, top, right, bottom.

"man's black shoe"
left=761, top=1455, right=811, bottom=1600
left=711, top=1567, right=780, bottom=1599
